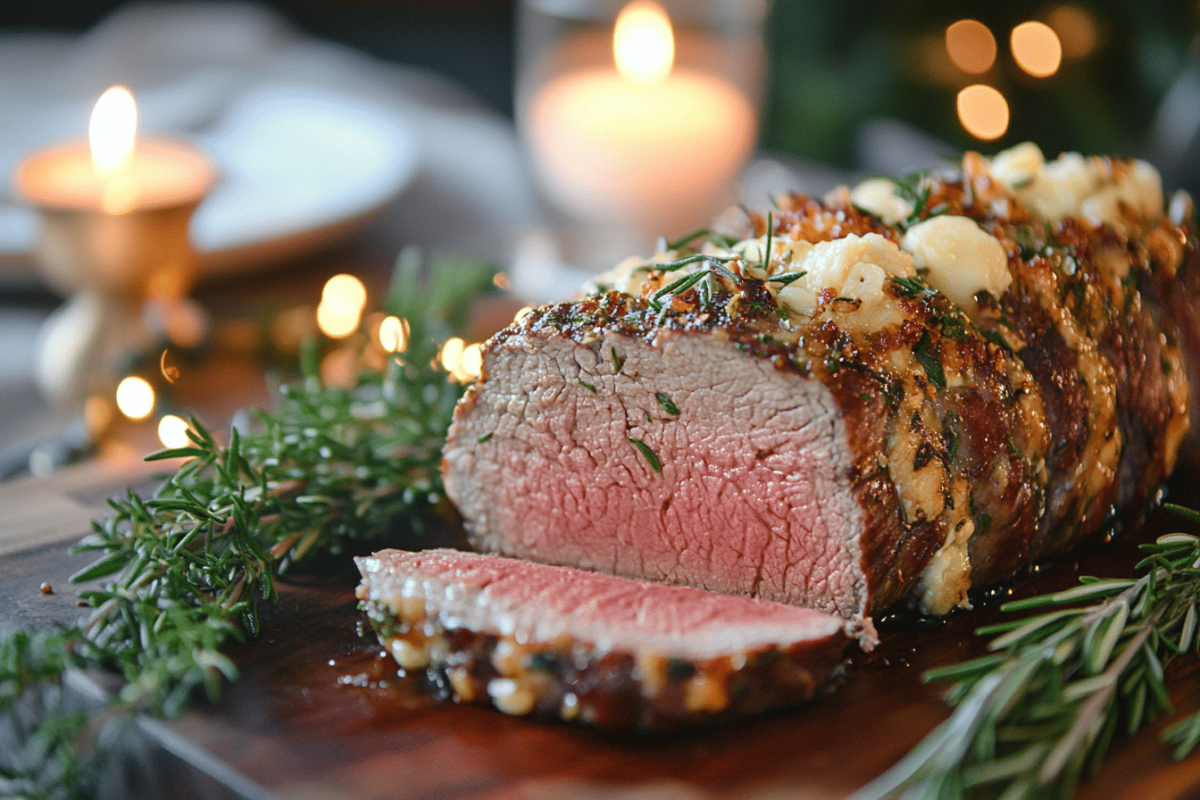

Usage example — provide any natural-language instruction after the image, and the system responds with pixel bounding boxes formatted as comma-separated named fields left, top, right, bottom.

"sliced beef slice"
left=355, top=548, right=849, bottom=730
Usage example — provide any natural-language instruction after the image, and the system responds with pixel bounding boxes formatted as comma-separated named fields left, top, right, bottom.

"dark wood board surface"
left=7, top=459, right=1200, bottom=799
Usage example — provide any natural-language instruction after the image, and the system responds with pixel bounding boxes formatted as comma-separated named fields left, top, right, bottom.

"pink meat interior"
left=358, top=549, right=846, bottom=659
left=443, top=329, right=867, bottom=621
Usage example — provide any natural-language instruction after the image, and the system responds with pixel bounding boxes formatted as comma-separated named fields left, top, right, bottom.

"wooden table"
left=2, top=207, right=1198, bottom=797
left=6, top=440, right=1200, bottom=799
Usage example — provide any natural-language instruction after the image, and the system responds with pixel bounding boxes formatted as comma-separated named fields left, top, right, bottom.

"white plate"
left=0, top=88, right=420, bottom=279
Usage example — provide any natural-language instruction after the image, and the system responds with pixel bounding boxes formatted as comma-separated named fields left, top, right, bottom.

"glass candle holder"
left=514, top=0, right=769, bottom=296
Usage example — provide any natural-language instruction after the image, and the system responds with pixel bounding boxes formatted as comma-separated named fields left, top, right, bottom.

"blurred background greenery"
left=763, top=1, right=1199, bottom=167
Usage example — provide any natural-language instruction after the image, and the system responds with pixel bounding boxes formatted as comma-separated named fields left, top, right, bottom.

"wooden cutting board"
left=5, top=457, right=1200, bottom=800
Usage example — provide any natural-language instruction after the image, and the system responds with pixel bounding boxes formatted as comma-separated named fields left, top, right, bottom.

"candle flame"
left=89, top=86, right=137, bottom=177
left=613, top=1, right=674, bottom=85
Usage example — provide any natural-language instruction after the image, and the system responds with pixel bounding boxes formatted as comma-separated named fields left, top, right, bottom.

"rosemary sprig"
left=647, top=260, right=740, bottom=319
left=768, top=271, right=807, bottom=287
left=889, top=275, right=935, bottom=299
left=665, top=229, right=709, bottom=251
left=890, top=171, right=932, bottom=228
left=638, top=254, right=738, bottom=275
left=913, top=330, right=946, bottom=389
left=660, top=228, right=737, bottom=252
left=854, top=505, right=1200, bottom=800
left=0, top=629, right=95, bottom=798
left=0, top=250, right=496, bottom=799
left=655, top=392, right=680, bottom=416
left=650, top=270, right=708, bottom=308
left=763, top=211, right=774, bottom=272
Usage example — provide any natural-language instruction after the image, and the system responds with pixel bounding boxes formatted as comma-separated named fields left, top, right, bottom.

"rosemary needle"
left=854, top=505, right=1200, bottom=800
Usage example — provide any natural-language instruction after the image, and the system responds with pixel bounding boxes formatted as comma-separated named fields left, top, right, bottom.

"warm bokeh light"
left=440, top=336, right=465, bottom=374
left=378, top=315, right=409, bottom=353
left=115, top=376, right=156, bottom=421
left=945, top=20, right=997, bottom=75
left=461, top=343, right=483, bottom=380
left=83, top=394, right=113, bottom=437
left=320, top=347, right=358, bottom=389
left=316, top=302, right=361, bottom=339
left=316, top=273, right=368, bottom=339
left=321, top=273, right=368, bottom=311
left=439, top=337, right=483, bottom=382
left=1011, top=21, right=1062, bottom=77
left=957, top=84, right=1010, bottom=140
left=1047, top=5, right=1098, bottom=59
left=271, top=305, right=317, bottom=352
left=613, top=1, right=674, bottom=85
left=158, top=300, right=207, bottom=348
left=89, top=86, right=137, bottom=176
left=157, top=414, right=192, bottom=449
left=160, top=349, right=180, bottom=384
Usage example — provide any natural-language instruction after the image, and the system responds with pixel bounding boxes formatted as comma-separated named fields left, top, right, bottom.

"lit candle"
left=10, top=86, right=218, bottom=407
left=14, top=86, right=216, bottom=218
left=526, top=1, right=756, bottom=232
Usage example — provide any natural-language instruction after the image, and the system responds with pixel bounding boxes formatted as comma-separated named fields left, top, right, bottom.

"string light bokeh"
left=94, top=267, right=491, bottom=458
left=762, top=2, right=1190, bottom=162
left=439, top=337, right=484, bottom=383
left=316, top=274, right=368, bottom=339
left=378, top=315, right=409, bottom=354
left=1047, top=5, right=1100, bottom=60
left=942, top=15, right=1068, bottom=140
left=945, top=20, right=996, bottom=75
left=115, top=376, right=155, bottom=421
left=1011, top=22, right=1063, bottom=78
left=957, top=84, right=1010, bottom=140
left=157, top=414, right=191, bottom=449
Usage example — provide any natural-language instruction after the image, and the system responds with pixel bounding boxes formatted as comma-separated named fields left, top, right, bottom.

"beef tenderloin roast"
left=442, top=145, right=1199, bottom=637
left=359, top=145, right=1200, bottom=727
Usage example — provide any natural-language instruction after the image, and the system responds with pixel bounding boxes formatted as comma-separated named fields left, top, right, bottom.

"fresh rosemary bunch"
left=854, top=503, right=1200, bottom=800
left=1, top=629, right=94, bottom=798
left=0, top=249, right=496, bottom=799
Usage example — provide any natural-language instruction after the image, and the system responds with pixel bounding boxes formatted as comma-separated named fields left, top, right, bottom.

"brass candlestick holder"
left=13, top=138, right=218, bottom=408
